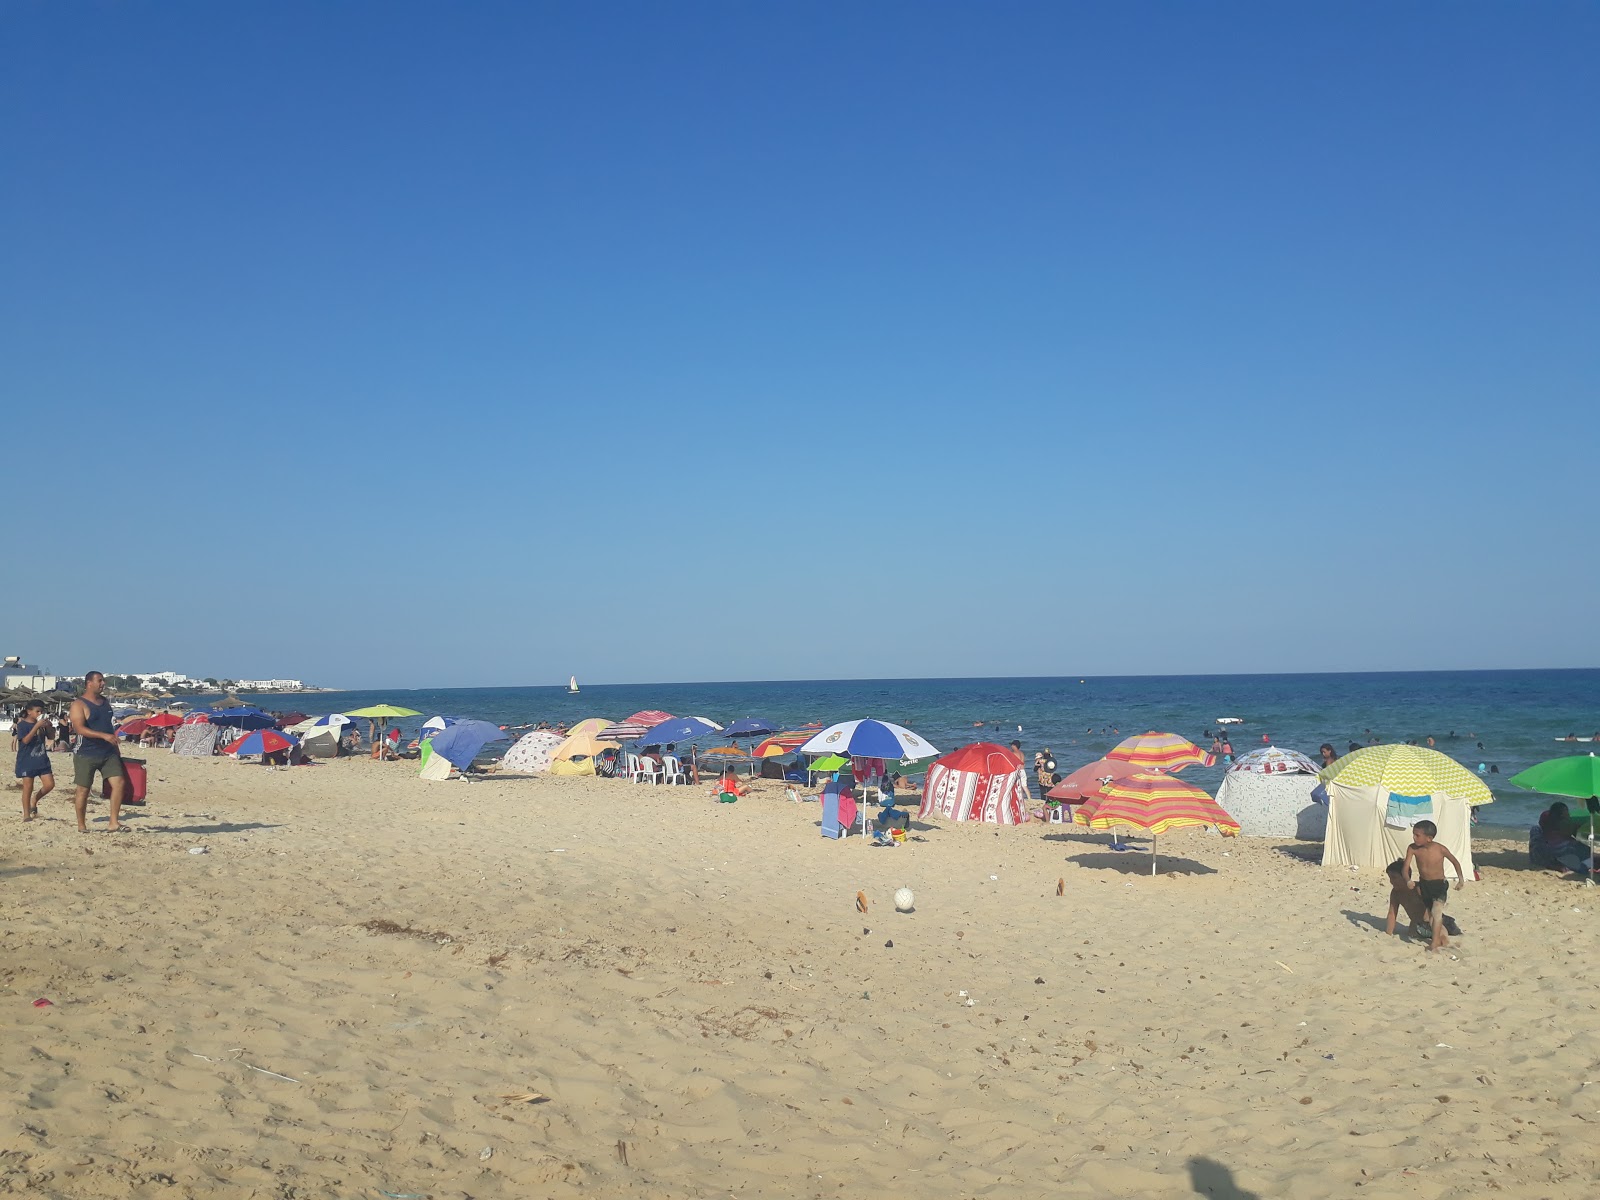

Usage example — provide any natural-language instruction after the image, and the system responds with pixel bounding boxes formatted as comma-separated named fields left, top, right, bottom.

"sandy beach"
left=3, top=750, right=1597, bottom=1198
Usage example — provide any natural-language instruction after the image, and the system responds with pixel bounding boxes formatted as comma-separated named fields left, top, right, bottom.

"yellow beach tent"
left=1318, top=745, right=1492, bottom=879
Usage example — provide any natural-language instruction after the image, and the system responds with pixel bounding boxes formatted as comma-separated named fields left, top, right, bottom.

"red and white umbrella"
left=920, top=742, right=1032, bottom=825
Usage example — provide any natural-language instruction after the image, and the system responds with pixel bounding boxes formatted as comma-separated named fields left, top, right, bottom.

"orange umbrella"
left=1073, top=772, right=1239, bottom=874
left=1105, top=731, right=1214, bottom=772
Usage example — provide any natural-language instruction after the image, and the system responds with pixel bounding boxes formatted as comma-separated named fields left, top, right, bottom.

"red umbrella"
left=754, top=725, right=825, bottom=757
left=117, top=718, right=150, bottom=737
left=1048, top=757, right=1143, bottom=801
left=145, top=713, right=183, bottom=729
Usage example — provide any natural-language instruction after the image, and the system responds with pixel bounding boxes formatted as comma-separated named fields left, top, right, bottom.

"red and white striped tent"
left=919, top=742, right=1033, bottom=825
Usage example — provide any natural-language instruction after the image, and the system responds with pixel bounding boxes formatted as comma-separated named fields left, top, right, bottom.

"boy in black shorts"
left=1400, top=820, right=1466, bottom=952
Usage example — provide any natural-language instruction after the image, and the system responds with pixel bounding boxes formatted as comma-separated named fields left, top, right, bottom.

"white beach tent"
left=1215, top=746, right=1326, bottom=839
left=1317, top=745, right=1492, bottom=878
left=501, top=730, right=565, bottom=773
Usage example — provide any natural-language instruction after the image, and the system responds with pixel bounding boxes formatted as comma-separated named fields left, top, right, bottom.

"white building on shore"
left=2, top=656, right=58, bottom=692
left=235, top=679, right=306, bottom=692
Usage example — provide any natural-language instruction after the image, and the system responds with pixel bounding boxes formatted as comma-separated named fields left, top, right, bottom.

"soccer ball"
left=894, top=887, right=915, bottom=912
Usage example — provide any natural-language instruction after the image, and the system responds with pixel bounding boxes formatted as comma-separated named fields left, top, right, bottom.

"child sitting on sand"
left=1398, top=820, right=1466, bottom=951
left=1386, top=859, right=1461, bottom=940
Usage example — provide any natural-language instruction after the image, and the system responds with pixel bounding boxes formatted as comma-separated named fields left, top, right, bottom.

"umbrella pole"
left=1151, top=833, right=1158, bottom=876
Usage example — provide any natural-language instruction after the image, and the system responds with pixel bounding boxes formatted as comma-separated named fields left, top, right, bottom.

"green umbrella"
left=811, top=754, right=849, bottom=772
left=345, top=704, right=423, bottom=719
left=1510, top=754, right=1600, bottom=836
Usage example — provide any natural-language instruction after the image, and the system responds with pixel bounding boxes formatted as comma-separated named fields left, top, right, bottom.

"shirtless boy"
left=1386, top=859, right=1461, bottom=940
left=1399, top=820, right=1465, bottom=951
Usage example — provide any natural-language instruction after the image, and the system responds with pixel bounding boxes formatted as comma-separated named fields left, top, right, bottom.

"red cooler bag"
left=105, top=757, right=148, bottom=804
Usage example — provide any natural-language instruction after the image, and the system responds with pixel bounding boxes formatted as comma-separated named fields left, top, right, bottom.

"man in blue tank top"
left=70, top=671, right=127, bottom=832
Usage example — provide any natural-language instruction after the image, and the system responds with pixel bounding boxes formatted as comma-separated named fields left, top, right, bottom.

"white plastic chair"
left=660, top=755, right=685, bottom=785
left=635, top=756, right=663, bottom=785
left=625, top=753, right=645, bottom=782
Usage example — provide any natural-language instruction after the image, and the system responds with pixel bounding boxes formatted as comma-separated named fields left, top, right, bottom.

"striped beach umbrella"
left=1318, top=744, right=1491, bottom=806
left=602, top=710, right=676, bottom=742
left=754, top=726, right=823, bottom=757
left=1048, top=756, right=1142, bottom=801
left=1074, top=772, right=1239, bottom=874
left=1106, top=731, right=1214, bottom=772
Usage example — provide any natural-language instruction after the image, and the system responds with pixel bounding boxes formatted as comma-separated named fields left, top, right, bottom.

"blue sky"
left=3, top=1, right=1595, bottom=687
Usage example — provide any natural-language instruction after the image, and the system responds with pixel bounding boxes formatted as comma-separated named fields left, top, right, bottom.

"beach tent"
left=920, top=742, right=1033, bottom=825
left=428, top=720, right=507, bottom=770
left=172, top=723, right=221, bottom=757
left=1318, top=745, right=1492, bottom=878
left=301, top=729, right=340, bottom=758
left=501, top=730, right=564, bottom=773
left=418, top=752, right=453, bottom=781
left=549, top=726, right=621, bottom=775
left=1215, top=747, right=1326, bottom=839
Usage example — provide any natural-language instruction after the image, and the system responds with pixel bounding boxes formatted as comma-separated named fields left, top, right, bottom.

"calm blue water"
left=224, top=670, right=1600, bottom=832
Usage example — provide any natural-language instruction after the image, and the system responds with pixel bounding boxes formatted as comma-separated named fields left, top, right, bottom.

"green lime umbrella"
left=345, top=704, right=423, bottom=719
left=811, top=754, right=849, bottom=772
left=1510, top=754, right=1600, bottom=836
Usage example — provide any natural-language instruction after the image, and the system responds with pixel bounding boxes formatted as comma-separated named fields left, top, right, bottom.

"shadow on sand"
left=1063, top=851, right=1218, bottom=876
left=134, top=821, right=283, bottom=835
left=1187, top=1156, right=1260, bottom=1198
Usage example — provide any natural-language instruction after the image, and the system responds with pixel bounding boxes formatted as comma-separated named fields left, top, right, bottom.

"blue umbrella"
left=641, top=716, right=723, bottom=745
left=723, top=717, right=778, bottom=738
left=428, top=720, right=508, bottom=769
left=209, top=707, right=276, bottom=730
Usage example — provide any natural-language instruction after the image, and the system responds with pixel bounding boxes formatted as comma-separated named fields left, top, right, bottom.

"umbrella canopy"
left=602, top=710, right=676, bottom=742
left=1048, top=756, right=1143, bottom=801
left=211, top=695, right=249, bottom=709
left=698, top=745, right=753, bottom=767
left=754, top=727, right=823, bottom=757
left=183, top=710, right=217, bottom=724
left=421, top=714, right=465, bottom=733
left=1227, top=746, right=1320, bottom=775
left=920, top=742, right=1032, bottom=824
left=641, top=715, right=723, bottom=745
left=723, top=717, right=778, bottom=738
left=286, top=713, right=355, bottom=735
left=276, top=711, right=308, bottom=726
left=427, top=720, right=508, bottom=769
left=1317, top=744, right=1492, bottom=806
left=565, top=717, right=615, bottom=739
left=799, top=719, right=938, bottom=762
left=501, top=730, right=566, bottom=773
left=1507, top=754, right=1600, bottom=800
left=209, top=707, right=276, bottom=730
left=117, top=718, right=150, bottom=737
left=552, top=727, right=621, bottom=763
left=1106, top=732, right=1214, bottom=772
left=1076, top=773, right=1239, bottom=835
left=1074, top=773, right=1240, bottom=874
left=811, top=754, right=850, bottom=773
left=145, top=713, right=183, bottom=728
left=225, top=729, right=299, bottom=756
left=345, top=704, right=423, bottom=719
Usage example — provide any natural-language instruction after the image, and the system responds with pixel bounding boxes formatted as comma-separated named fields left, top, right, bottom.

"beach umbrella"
left=276, top=711, right=308, bottom=726
left=212, top=695, right=249, bottom=709
left=117, top=718, right=150, bottom=737
left=501, top=730, right=566, bottom=773
left=1317, top=744, right=1492, bottom=806
left=1106, top=732, right=1214, bottom=772
left=564, top=717, right=615, bottom=739
left=145, top=713, right=183, bottom=729
left=427, top=720, right=508, bottom=769
left=311, top=713, right=354, bottom=728
left=224, top=729, right=299, bottom=757
left=1227, top=746, right=1321, bottom=775
left=345, top=704, right=424, bottom=720
left=183, top=710, right=217, bottom=725
left=723, top=717, right=778, bottom=738
left=754, top=726, right=823, bottom=757
left=811, top=754, right=850, bottom=773
left=602, top=710, right=676, bottom=743
left=799, top=719, right=938, bottom=762
left=641, top=715, right=723, bottom=745
left=1073, top=773, right=1240, bottom=874
left=209, top=707, right=276, bottom=730
left=1048, top=757, right=1143, bottom=801
left=920, top=742, right=1032, bottom=825
left=421, top=714, right=465, bottom=733
left=1509, top=754, right=1600, bottom=835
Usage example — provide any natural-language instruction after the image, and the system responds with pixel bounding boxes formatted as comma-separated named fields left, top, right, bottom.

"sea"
left=221, top=669, right=1600, bottom=834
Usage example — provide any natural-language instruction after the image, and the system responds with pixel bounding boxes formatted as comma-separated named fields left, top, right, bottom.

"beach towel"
left=821, top=783, right=844, bottom=838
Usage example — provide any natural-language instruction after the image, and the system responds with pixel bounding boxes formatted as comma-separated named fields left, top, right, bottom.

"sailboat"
left=567, top=675, right=580, bottom=694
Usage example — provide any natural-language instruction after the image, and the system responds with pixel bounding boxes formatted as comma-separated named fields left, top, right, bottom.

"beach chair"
left=635, top=756, right=664, bottom=785
left=660, top=755, right=685, bottom=785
